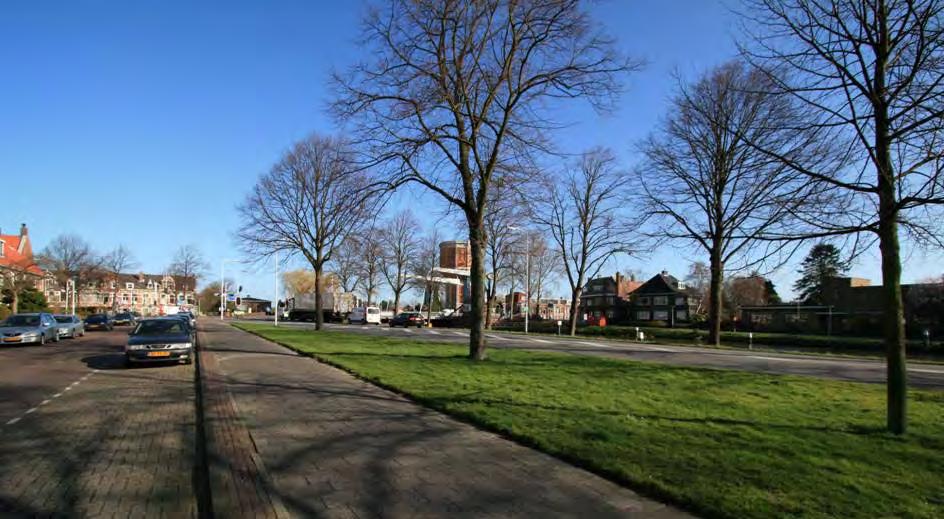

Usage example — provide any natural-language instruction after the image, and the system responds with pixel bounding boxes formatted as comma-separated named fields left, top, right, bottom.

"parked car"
left=349, top=306, right=381, bottom=325
left=54, top=314, right=85, bottom=339
left=113, top=312, right=137, bottom=326
left=125, top=318, right=194, bottom=366
left=0, top=313, right=61, bottom=345
left=84, top=313, right=114, bottom=331
left=177, top=311, right=196, bottom=327
left=389, top=312, right=427, bottom=328
left=164, top=314, right=196, bottom=341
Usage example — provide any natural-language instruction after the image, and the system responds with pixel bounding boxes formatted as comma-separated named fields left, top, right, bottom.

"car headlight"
left=22, top=333, right=37, bottom=338
left=169, top=343, right=192, bottom=350
left=126, top=344, right=146, bottom=351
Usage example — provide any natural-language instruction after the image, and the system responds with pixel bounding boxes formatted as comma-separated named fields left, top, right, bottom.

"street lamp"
left=220, top=258, right=239, bottom=321
left=508, top=226, right=531, bottom=334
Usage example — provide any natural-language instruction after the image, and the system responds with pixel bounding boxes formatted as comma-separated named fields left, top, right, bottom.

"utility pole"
left=274, top=251, right=279, bottom=327
left=525, top=232, right=530, bottom=335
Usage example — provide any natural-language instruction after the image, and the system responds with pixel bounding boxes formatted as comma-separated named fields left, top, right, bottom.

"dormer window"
left=147, top=281, right=154, bottom=289
left=126, top=282, right=134, bottom=290
left=0, top=239, right=5, bottom=257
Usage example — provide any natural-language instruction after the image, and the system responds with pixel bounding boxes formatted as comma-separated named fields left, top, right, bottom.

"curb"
left=196, top=326, right=292, bottom=519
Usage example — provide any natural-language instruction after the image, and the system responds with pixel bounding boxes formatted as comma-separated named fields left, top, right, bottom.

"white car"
left=349, top=306, right=381, bottom=325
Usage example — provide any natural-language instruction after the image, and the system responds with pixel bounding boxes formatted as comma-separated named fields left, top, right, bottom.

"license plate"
left=3, top=337, right=22, bottom=343
left=146, top=351, right=171, bottom=357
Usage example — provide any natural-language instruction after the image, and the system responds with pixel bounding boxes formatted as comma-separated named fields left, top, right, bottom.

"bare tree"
left=331, top=239, right=362, bottom=293
left=103, top=245, right=139, bottom=311
left=685, top=261, right=711, bottom=317
left=534, top=148, right=632, bottom=336
left=528, top=234, right=560, bottom=309
left=38, top=234, right=102, bottom=309
left=410, top=229, right=442, bottom=323
left=483, top=182, right=525, bottom=328
left=638, top=61, right=813, bottom=346
left=381, top=210, right=419, bottom=314
left=333, top=0, right=638, bottom=360
left=236, top=134, right=372, bottom=330
left=356, top=227, right=384, bottom=306
left=167, top=244, right=208, bottom=295
left=740, top=0, right=944, bottom=434
left=281, top=269, right=318, bottom=296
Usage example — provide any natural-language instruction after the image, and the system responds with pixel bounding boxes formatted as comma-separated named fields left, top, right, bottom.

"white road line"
left=52, top=393, right=62, bottom=398
left=5, top=417, right=20, bottom=425
left=427, top=330, right=441, bottom=335
left=528, top=338, right=551, bottom=344
left=911, top=368, right=944, bottom=374
left=401, top=328, right=413, bottom=333
left=24, top=408, right=37, bottom=415
left=486, top=334, right=506, bottom=341
left=3, top=371, right=95, bottom=429
left=40, top=399, right=51, bottom=406
left=747, top=355, right=808, bottom=363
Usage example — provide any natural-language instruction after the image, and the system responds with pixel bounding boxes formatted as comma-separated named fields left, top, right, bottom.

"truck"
left=285, top=291, right=355, bottom=322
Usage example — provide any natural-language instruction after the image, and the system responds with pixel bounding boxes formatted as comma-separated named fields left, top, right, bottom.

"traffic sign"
left=226, top=293, right=237, bottom=302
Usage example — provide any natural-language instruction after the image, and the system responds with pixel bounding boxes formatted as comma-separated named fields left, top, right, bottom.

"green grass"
left=235, top=323, right=944, bottom=519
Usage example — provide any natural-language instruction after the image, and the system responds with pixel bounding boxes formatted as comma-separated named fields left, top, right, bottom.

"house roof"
left=634, top=272, right=684, bottom=295
left=0, top=233, right=42, bottom=276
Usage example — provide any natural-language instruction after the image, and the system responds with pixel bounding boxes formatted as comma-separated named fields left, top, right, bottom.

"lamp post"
left=274, top=251, right=279, bottom=327
left=220, top=259, right=239, bottom=321
left=508, top=226, right=531, bottom=334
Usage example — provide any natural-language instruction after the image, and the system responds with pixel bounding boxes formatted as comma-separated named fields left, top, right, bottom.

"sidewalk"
left=197, top=320, right=692, bottom=518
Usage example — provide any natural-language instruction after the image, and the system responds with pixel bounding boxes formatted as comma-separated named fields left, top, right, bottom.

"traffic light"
left=236, top=296, right=242, bottom=306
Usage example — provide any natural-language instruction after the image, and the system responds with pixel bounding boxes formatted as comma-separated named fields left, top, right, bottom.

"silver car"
left=0, top=313, right=61, bottom=345
left=54, top=314, right=86, bottom=339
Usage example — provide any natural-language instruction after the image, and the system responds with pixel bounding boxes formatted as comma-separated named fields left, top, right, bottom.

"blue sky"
left=2, top=1, right=941, bottom=303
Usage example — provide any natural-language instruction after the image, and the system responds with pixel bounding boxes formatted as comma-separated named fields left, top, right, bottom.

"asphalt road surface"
left=0, top=328, right=198, bottom=517
left=247, top=318, right=944, bottom=389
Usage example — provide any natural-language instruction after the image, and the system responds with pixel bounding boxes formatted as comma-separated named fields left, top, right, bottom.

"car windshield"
left=116, top=313, right=132, bottom=319
left=132, top=320, right=187, bottom=336
left=2, top=315, right=40, bottom=327
left=54, top=316, right=73, bottom=323
left=86, top=314, right=105, bottom=322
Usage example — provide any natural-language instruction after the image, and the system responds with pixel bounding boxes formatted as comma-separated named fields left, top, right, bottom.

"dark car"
left=113, top=312, right=137, bottom=326
left=125, top=318, right=194, bottom=366
left=83, top=313, right=114, bottom=331
left=389, top=312, right=427, bottom=328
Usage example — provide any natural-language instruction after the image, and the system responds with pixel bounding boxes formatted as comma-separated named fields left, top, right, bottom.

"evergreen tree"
left=793, top=244, right=848, bottom=304
left=16, top=287, right=49, bottom=312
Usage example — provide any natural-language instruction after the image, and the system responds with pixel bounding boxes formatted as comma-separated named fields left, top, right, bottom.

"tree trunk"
left=468, top=222, right=487, bottom=360
left=568, top=287, right=581, bottom=336
left=708, top=250, right=724, bottom=347
left=11, top=291, right=18, bottom=314
left=314, top=265, right=324, bottom=331
left=393, top=290, right=401, bottom=315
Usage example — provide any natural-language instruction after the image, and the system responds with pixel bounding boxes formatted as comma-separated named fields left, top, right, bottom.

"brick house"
left=0, top=224, right=49, bottom=312
left=580, top=273, right=643, bottom=321
left=629, top=271, right=694, bottom=325
left=45, top=272, right=197, bottom=316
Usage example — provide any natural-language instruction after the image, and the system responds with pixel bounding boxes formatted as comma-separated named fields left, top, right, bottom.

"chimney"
left=661, top=269, right=668, bottom=276
left=19, top=223, right=28, bottom=237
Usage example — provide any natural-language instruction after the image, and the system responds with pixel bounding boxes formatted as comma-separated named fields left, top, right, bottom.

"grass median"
left=234, top=322, right=943, bottom=519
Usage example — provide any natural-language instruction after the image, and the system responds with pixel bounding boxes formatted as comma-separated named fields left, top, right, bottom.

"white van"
left=349, top=306, right=381, bottom=325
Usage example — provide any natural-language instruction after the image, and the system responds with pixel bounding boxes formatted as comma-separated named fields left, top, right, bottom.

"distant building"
left=45, top=272, right=197, bottom=316
left=536, top=297, right=571, bottom=321
left=628, top=271, right=695, bottom=325
left=438, top=241, right=471, bottom=311
left=238, top=296, right=271, bottom=314
left=741, top=276, right=944, bottom=336
left=580, top=273, right=643, bottom=321
left=0, top=224, right=43, bottom=284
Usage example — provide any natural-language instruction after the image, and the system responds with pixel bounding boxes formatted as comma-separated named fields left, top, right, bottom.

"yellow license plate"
left=3, top=338, right=22, bottom=343
left=147, top=351, right=172, bottom=357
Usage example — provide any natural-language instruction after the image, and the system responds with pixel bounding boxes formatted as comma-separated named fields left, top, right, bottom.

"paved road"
left=200, top=320, right=690, bottom=518
left=0, top=329, right=199, bottom=517
left=248, top=319, right=944, bottom=389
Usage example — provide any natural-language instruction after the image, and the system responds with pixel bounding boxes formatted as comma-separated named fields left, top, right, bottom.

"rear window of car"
left=54, top=316, right=73, bottom=323
left=368, top=308, right=380, bottom=314
left=3, top=315, right=40, bottom=327
left=132, top=320, right=186, bottom=335
left=116, top=313, right=132, bottom=319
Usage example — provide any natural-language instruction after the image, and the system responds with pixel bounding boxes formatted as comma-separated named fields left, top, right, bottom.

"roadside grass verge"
left=235, top=323, right=944, bottom=519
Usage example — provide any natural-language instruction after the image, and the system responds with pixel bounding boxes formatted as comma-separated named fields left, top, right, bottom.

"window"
left=147, top=281, right=153, bottom=289
left=0, top=239, right=5, bottom=257
left=675, top=296, right=685, bottom=306
left=653, top=296, right=668, bottom=306
left=110, top=281, right=116, bottom=289
left=605, top=310, right=614, bottom=318
left=122, top=294, right=130, bottom=304
left=636, top=310, right=650, bottom=320
left=676, top=309, right=688, bottom=321
left=653, top=310, right=668, bottom=320
left=638, top=297, right=650, bottom=305
left=606, top=296, right=615, bottom=305
left=126, top=282, right=134, bottom=290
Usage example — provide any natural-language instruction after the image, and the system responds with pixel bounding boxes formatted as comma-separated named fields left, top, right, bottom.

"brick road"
left=199, top=320, right=691, bottom=518
left=0, top=329, right=198, bottom=518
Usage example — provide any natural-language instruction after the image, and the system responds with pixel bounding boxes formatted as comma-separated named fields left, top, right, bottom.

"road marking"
left=52, top=393, right=62, bottom=398
left=486, top=334, right=507, bottom=341
left=5, top=417, right=20, bottom=425
left=401, top=328, right=412, bottom=333
left=25, top=408, right=37, bottom=414
left=3, top=371, right=95, bottom=429
left=427, top=330, right=441, bottom=335
left=747, top=355, right=808, bottom=363
left=911, top=368, right=944, bottom=374
left=40, top=399, right=51, bottom=406
left=528, top=338, right=551, bottom=344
